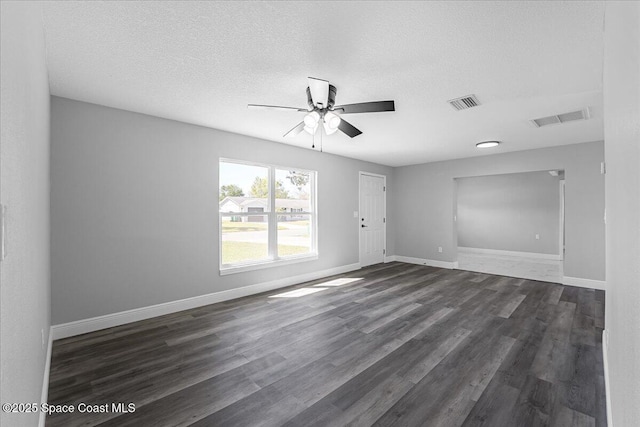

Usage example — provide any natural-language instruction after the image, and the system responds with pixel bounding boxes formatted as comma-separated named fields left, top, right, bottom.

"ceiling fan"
left=248, top=77, right=395, bottom=138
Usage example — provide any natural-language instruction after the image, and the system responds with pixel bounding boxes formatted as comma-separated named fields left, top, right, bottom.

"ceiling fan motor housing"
left=307, top=85, right=337, bottom=110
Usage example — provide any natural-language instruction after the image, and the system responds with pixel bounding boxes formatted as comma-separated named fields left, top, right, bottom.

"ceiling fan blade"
left=334, top=100, right=395, bottom=114
left=248, top=104, right=307, bottom=112
left=283, top=121, right=305, bottom=137
left=307, top=77, right=329, bottom=109
left=338, top=118, right=363, bottom=138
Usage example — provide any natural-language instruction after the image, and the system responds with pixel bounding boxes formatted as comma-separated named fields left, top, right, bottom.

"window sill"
left=219, top=253, right=319, bottom=276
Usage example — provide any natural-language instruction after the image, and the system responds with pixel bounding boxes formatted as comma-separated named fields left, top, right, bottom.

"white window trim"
left=219, top=158, right=318, bottom=275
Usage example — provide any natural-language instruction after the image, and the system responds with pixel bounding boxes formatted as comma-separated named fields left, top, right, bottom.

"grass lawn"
left=222, top=241, right=310, bottom=264
left=221, top=222, right=291, bottom=233
left=221, top=222, right=268, bottom=233
left=284, top=220, right=311, bottom=226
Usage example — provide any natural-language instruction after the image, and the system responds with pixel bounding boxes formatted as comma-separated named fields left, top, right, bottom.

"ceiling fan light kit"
left=324, top=111, right=341, bottom=129
left=248, top=77, right=395, bottom=144
left=303, top=111, right=320, bottom=128
left=318, top=111, right=341, bottom=136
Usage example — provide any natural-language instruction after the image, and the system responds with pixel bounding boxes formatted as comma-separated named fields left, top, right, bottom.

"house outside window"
left=219, top=159, right=317, bottom=274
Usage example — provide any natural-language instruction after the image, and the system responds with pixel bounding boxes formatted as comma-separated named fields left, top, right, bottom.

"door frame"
left=358, top=171, right=387, bottom=267
left=559, top=179, right=565, bottom=260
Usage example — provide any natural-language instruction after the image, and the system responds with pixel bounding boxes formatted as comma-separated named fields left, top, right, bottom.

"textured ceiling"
left=40, top=1, right=605, bottom=167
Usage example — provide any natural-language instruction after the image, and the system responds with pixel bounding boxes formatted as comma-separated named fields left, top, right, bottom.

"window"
left=219, top=159, right=317, bottom=273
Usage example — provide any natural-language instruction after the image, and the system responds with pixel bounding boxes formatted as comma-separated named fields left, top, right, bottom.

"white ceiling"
left=40, top=1, right=605, bottom=167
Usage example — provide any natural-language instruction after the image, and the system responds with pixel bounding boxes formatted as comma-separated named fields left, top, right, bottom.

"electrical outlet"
left=438, top=247, right=443, bottom=253
left=353, top=211, right=358, bottom=218
left=535, top=234, right=540, bottom=240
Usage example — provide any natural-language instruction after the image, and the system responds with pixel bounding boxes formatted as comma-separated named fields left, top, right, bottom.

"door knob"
left=361, top=224, right=368, bottom=228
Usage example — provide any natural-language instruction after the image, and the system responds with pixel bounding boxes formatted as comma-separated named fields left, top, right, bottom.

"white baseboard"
left=394, top=255, right=425, bottom=265
left=38, top=327, right=53, bottom=427
left=51, top=262, right=361, bottom=340
left=459, top=265, right=561, bottom=284
left=394, top=255, right=457, bottom=269
left=384, top=255, right=397, bottom=263
left=602, top=329, right=613, bottom=427
left=425, top=258, right=458, bottom=269
left=458, top=246, right=562, bottom=261
left=562, top=276, right=606, bottom=290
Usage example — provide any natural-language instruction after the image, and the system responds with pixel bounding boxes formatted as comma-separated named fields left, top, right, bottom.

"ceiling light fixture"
left=325, top=111, right=341, bottom=129
left=322, top=122, right=337, bottom=135
left=322, top=111, right=341, bottom=135
left=476, top=141, right=500, bottom=149
left=303, top=111, right=320, bottom=135
left=303, top=123, right=318, bottom=135
left=303, top=111, right=320, bottom=128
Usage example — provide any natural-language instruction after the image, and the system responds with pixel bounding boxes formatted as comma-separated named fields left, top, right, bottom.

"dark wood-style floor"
left=47, top=262, right=606, bottom=426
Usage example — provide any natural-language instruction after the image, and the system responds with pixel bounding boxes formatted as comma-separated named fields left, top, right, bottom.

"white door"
left=359, top=173, right=386, bottom=266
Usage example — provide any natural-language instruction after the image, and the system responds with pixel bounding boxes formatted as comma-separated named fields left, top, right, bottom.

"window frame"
left=219, top=158, right=318, bottom=275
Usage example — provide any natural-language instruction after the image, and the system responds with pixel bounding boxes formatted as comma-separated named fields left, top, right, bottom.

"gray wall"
left=0, top=2, right=51, bottom=426
left=393, top=141, right=605, bottom=280
left=456, top=171, right=560, bottom=255
left=50, top=97, right=394, bottom=325
left=603, top=2, right=640, bottom=425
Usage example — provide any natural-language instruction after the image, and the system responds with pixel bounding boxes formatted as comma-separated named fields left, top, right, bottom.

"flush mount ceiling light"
left=476, top=141, right=500, bottom=149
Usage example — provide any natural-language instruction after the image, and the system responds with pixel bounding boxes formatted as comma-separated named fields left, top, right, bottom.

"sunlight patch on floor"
left=269, top=287, right=328, bottom=298
left=313, top=278, right=363, bottom=287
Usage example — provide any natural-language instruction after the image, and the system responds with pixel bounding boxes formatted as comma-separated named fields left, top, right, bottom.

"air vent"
left=448, top=94, right=480, bottom=111
left=530, top=108, right=591, bottom=128
left=532, top=116, right=561, bottom=127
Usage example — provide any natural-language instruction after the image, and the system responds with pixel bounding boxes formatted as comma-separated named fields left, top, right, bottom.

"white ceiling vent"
left=448, top=94, right=480, bottom=111
left=530, top=108, right=591, bottom=128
